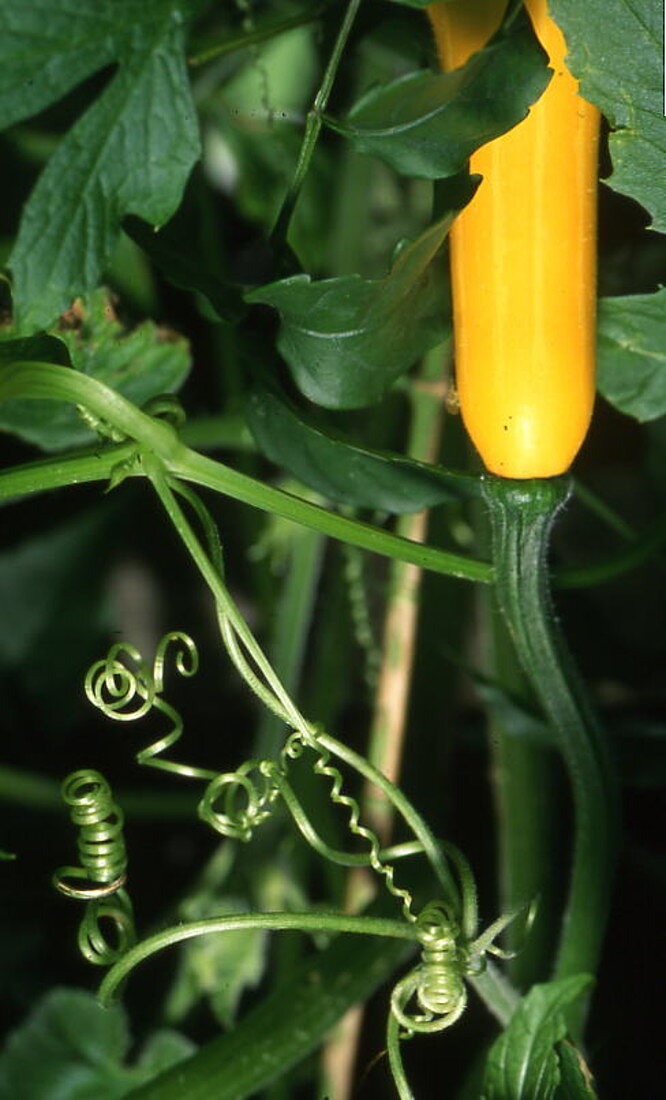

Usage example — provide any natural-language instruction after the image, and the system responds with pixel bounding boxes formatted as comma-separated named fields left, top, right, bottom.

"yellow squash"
left=428, top=0, right=600, bottom=478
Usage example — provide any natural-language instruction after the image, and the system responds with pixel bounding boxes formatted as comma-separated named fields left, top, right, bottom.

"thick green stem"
left=487, top=614, right=560, bottom=988
left=483, top=475, right=618, bottom=1034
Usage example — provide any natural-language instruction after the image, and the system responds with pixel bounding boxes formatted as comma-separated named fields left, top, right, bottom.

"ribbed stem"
left=483, top=475, right=618, bottom=1034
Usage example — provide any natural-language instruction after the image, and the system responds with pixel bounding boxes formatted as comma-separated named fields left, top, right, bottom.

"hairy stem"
left=483, top=475, right=618, bottom=1035
left=99, top=910, right=420, bottom=1005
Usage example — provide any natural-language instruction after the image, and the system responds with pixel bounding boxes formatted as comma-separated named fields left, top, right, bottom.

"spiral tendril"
left=53, top=769, right=135, bottom=965
left=85, top=632, right=216, bottom=782
left=296, top=728, right=416, bottom=922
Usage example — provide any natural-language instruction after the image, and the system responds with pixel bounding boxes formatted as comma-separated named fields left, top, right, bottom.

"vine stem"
left=270, top=0, right=363, bottom=246
left=482, top=475, right=619, bottom=1036
left=98, top=911, right=420, bottom=1005
left=146, top=463, right=463, bottom=912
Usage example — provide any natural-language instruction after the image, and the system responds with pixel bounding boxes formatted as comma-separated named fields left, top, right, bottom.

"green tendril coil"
left=85, top=632, right=217, bottom=782
left=53, top=769, right=136, bottom=966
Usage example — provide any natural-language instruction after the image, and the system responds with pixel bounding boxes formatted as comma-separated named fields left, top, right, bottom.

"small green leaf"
left=135, top=1032, right=197, bottom=1078
left=246, top=175, right=476, bottom=409
left=5, top=0, right=201, bottom=331
left=597, top=289, right=666, bottom=422
left=0, top=289, right=191, bottom=451
left=482, top=975, right=593, bottom=1100
left=328, top=4, right=550, bottom=179
left=0, top=988, right=194, bottom=1100
left=554, top=1041, right=599, bottom=1099
left=246, top=376, right=478, bottom=512
left=552, top=0, right=665, bottom=229
left=165, top=896, right=268, bottom=1029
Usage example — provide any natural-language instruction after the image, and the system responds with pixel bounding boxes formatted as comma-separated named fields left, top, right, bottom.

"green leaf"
left=597, top=289, right=666, bottom=422
left=246, top=175, right=476, bottom=409
left=0, top=289, right=191, bottom=451
left=135, top=1032, right=197, bottom=1079
left=165, top=896, right=268, bottom=1029
left=551, top=0, right=665, bottom=229
left=0, top=988, right=194, bottom=1100
left=4, top=0, right=201, bottom=331
left=328, top=4, right=550, bottom=179
left=482, top=975, right=593, bottom=1100
left=554, top=1041, right=599, bottom=1099
left=246, top=375, right=478, bottom=512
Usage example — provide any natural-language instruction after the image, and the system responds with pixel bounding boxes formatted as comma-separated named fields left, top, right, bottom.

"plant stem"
left=271, top=0, right=362, bottom=246
left=172, top=447, right=492, bottom=583
left=98, top=910, right=420, bottom=1005
left=486, top=613, right=560, bottom=988
left=483, top=475, right=618, bottom=1036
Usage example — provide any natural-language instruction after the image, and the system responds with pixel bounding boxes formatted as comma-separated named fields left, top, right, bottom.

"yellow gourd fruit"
left=427, top=0, right=600, bottom=478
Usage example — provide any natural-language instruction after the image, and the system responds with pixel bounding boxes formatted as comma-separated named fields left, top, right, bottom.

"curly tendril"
left=53, top=769, right=135, bottom=966
left=197, top=726, right=417, bottom=921
left=85, top=632, right=217, bottom=782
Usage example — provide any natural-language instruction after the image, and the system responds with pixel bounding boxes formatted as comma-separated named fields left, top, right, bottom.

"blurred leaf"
left=246, top=175, right=477, bottom=408
left=165, top=897, right=267, bottom=1029
left=554, top=1041, right=599, bottom=1099
left=135, top=1032, right=197, bottom=1078
left=597, top=289, right=666, bottom=422
left=0, top=289, right=190, bottom=451
left=246, top=375, right=479, bottom=511
left=0, top=988, right=194, bottom=1100
left=4, top=0, right=200, bottom=331
left=328, top=3, right=550, bottom=179
left=552, top=0, right=664, bottom=230
left=482, top=975, right=593, bottom=1100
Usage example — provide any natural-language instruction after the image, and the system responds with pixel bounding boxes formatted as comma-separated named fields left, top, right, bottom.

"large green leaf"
left=481, top=975, right=593, bottom=1100
left=0, top=988, right=194, bottom=1100
left=552, top=0, right=665, bottom=230
left=2, top=0, right=201, bottom=331
left=246, top=175, right=476, bottom=409
left=246, top=375, right=478, bottom=511
left=0, top=289, right=190, bottom=451
left=597, top=289, right=666, bottom=421
left=328, top=4, right=550, bottom=179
